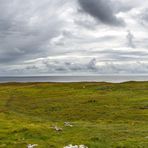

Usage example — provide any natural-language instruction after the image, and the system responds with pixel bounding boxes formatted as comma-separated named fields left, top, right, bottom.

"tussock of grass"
left=0, top=82, right=148, bottom=147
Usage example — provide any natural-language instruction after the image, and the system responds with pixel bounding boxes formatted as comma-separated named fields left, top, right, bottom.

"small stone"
left=64, top=122, right=73, bottom=127
left=27, top=144, right=38, bottom=148
left=63, top=145, right=78, bottom=148
left=63, top=144, right=88, bottom=148
left=79, top=145, right=88, bottom=148
left=51, top=125, right=63, bottom=132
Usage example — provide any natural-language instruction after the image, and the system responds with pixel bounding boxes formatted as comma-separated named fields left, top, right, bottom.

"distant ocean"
left=0, top=75, right=148, bottom=83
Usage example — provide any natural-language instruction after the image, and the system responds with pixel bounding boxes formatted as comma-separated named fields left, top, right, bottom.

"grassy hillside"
left=0, top=82, right=148, bottom=148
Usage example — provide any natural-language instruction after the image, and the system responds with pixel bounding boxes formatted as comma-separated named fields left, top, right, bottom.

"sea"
left=0, top=75, right=148, bottom=83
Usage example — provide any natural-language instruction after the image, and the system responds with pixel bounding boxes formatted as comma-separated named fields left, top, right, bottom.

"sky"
left=0, top=0, right=148, bottom=76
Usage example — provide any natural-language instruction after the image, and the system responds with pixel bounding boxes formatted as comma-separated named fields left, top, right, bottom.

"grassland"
left=0, top=82, right=148, bottom=148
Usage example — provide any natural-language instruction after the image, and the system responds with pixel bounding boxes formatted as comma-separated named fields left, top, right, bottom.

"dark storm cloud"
left=78, top=0, right=125, bottom=26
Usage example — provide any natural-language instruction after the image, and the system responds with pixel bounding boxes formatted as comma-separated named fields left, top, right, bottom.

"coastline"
left=0, top=75, right=148, bottom=83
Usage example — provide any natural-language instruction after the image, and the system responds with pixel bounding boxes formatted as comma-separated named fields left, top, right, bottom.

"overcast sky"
left=0, top=0, right=148, bottom=76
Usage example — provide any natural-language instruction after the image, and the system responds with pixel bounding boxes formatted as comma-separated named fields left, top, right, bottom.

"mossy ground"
left=0, top=82, right=148, bottom=148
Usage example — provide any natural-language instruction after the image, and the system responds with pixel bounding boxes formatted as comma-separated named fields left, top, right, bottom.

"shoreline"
left=0, top=75, right=148, bottom=83
left=0, top=80, right=148, bottom=84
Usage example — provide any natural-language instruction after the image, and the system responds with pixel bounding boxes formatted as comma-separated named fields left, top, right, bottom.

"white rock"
left=64, top=144, right=78, bottom=148
left=79, top=145, right=88, bottom=148
left=64, top=122, right=73, bottom=127
left=27, top=144, right=38, bottom=148
left=55, top=126, right=63, bottom=131
left=64, top=144, right=88, bottom=148
left=51, top=125, right=63, bottom=131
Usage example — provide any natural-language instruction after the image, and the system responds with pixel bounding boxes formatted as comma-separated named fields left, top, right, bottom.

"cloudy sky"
left=0, top=0, right=148, bottom=76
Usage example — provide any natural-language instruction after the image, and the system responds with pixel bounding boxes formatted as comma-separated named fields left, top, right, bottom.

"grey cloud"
left=87, top=58, right=97, bottom=70
left=139, top=8, right=148, bottom=27
left=78, top=0, right=125, bottom=26
left=97, top=49, right=146, bottom=61
left=0, top=0, right=148, bottom=75
left=42, top=58, right=98, bottom=73
left=75, top=19, right=96, bottom=30
left=0, top=0, right=66, bottom=64
left=112, top=0, right=134, bottom=13
left=126, top=31, right=135, bottom=48
left=74, top=16, right=98, bottom=30
left=141, top=10, right=148, bottom=21
left=2, top=58, right=148, bottom=75
left=64, top=49, right=148, bottom=62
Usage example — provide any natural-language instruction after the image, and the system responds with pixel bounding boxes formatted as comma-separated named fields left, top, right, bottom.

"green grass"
left=0, top=82, right=148, bottom=148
